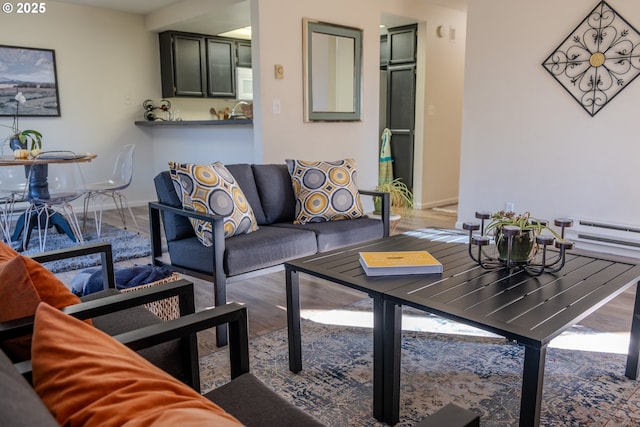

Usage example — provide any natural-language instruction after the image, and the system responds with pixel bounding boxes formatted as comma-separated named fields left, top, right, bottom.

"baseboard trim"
left=415, top=197, right=458, bottom=210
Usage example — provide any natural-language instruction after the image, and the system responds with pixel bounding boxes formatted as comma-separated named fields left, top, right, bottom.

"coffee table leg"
left=520, top=344, right=546, bottom=427
left=286, top=268, right=302, bottom=373
left=625, top=281, right=640, bottom=379
left=373, top=297, right=402, bottom=424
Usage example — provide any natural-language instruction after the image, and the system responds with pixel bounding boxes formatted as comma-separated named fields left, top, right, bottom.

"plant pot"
left=496, top=229, right=535, bottom=264
left=373, top=196, right=382, bottom=215
left=9, top=136, right=26, bottom=151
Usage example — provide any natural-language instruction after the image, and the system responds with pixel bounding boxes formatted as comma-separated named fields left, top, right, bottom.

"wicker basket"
left=120, top=272, right=182, bottom=321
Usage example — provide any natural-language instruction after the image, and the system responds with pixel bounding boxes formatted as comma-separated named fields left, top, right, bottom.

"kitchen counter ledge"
left=135, top=119, right=252, bottom=126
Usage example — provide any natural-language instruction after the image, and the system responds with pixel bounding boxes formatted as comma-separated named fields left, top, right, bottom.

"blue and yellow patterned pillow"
left=286, top=158, right=364, bottom=224
left=168, top=162, right=258, bottom=246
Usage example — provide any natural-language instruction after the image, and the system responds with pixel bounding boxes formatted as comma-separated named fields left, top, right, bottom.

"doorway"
left=380, top=24, right=417, bottom=191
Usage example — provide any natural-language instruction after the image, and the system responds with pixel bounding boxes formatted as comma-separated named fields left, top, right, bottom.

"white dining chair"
left=0, top=165, right=27, bottom=244
left=23, top=151, right=86, bottom=252
left=83, top=144, right=138, bottom=237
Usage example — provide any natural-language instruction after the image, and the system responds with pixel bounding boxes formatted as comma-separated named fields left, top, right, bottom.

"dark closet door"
left=386, top=63, right=416, bottom=190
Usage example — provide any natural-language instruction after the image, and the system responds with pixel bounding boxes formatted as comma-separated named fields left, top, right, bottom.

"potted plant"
left=484, top=210, right=562, bottom=263
left=2, top=92, right=43, bottom=158
left=374, top=178, right=414, bottom=216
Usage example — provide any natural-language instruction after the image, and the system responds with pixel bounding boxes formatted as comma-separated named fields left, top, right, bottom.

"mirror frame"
left=303, top=19, right=362, bottom=122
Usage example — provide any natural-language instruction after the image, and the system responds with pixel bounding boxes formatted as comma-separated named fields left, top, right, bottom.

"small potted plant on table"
left=485, top=210, right=562, bottom=264
left=2, top=92, right=42, bottom=158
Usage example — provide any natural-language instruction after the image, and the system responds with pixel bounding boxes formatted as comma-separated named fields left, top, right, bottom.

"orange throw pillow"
left=0, top=242, right=82, bottom=361
left=0, top=257, right=42, bottom=360
left=32, top=303, right=243, bottom=427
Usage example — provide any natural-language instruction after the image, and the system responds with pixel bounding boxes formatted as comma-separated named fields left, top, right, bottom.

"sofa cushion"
left=167, top=226, right=317, bottom=277
left=169, top=161, right=259, bottom=245
left=0, top=242, right=82, bottom=361
left=32, top=302, right=243, bottom=427
left=286, top=158, right=364, bottom=224
left=154, top=171, right=196, bottom=242
left=225, top=163, right=266, bottom=224
left=0, top=349, right=58, bottom=427
left=273, top=217, right=384, bottom=252
left=252, top=164, right=297, bottom=225
left=206, top=372, right=324, bottom=426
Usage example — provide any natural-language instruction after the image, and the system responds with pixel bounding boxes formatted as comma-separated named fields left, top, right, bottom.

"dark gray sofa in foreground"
left=0, top=243, right=323, bottom=427
left=150, top=163, right=390, bottom=346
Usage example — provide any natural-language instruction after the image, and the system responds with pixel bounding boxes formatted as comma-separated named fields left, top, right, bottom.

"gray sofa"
left=150, top=163, right=390, bottom=346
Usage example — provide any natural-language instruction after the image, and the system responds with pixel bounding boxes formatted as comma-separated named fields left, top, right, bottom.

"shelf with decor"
left=134, top=119, right=252, bottom=127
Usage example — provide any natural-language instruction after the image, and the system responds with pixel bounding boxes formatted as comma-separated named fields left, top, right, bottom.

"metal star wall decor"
left=542, top=1, right=640, bottom=116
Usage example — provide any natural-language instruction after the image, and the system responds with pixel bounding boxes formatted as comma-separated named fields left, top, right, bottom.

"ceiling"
left=54, top=0, right=467, bottom=35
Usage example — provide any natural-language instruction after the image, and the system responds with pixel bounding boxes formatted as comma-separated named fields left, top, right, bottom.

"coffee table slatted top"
left=285, top=233, right=640, bottom=347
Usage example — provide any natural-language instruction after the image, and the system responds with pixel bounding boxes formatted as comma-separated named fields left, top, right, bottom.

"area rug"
left=200, top=301, right=640, bottom=426
left=20, top=218, right=151, bottom=273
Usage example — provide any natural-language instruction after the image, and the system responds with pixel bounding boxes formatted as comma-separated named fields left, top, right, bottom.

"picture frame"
left=0, top=45, right=61, bottom=117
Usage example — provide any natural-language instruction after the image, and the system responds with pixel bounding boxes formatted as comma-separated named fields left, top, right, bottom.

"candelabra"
left=463, top=211, right=574, bottom=276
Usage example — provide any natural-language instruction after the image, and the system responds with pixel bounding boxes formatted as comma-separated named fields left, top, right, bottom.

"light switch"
left=427, top=105, right=436, bottom=116
left=273, top=99, right=281, bottom=114
left=275, top=64, right=284, bottom=79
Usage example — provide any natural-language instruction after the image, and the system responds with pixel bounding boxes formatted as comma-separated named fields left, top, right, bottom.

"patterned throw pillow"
left=286, top=158, right=364, bottom=224
left=168, top=162, right=258, bottom=246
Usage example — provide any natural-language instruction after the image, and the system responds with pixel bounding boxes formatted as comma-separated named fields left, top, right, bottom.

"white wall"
left=0, top=2, right=157, bottom=207
left=252, top=0, right=381, bottom=194
left=458, top=0, right=640, bottom=231
left=0, top=0, right=466, bottom=213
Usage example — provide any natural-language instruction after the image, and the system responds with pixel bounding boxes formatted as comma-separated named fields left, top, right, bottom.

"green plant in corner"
left=374, top=177, right=414, bottom=216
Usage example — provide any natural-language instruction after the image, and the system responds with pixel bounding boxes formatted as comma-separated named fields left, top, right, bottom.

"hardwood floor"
left=55, top=204, right=637, bottom=357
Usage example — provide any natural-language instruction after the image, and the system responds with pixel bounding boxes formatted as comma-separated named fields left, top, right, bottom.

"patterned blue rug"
left=200, top=300, right=640, bottom=426
left=20, top=218, right=151, bottom=272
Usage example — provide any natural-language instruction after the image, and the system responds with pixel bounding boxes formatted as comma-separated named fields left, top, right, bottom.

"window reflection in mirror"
left=304, top=20, right=362, bottom=121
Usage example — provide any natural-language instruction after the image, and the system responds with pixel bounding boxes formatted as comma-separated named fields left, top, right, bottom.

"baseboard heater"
left=564, top=219, right=640, bottom=258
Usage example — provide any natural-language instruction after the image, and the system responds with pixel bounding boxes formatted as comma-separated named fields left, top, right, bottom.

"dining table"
left=0, top=152, right=97, bottom=248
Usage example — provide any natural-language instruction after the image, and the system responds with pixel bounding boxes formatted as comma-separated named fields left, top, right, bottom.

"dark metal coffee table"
left=284, top=233, right=640, bottom=426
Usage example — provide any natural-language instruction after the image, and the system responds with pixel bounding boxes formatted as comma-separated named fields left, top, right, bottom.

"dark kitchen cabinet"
left=236, top=41, right=252, bottom=68
left=159, top=32, right=206, bottom=97
left=159, top=31, right=238, bottom=98
left=388, top=25, right=417, bottom=65
left=206, top=38, right=235, bottom=98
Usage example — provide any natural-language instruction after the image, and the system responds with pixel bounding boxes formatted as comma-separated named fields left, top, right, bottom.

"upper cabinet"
left=159, top=31, right=250, bottom=98
left=236, top=41, right=252, bottom=68
left=206, top=38, right=235, bottom=98
left=159, top=32, right=206, bottom=97
left=386, top=25, right=416, bottom=65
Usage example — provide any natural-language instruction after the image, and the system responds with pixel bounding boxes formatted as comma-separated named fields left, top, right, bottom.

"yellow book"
left=359, top=251, right=443, bottom=276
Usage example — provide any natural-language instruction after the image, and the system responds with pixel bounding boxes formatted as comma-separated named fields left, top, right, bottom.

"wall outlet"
left=505, top=202, right=515, bottom=212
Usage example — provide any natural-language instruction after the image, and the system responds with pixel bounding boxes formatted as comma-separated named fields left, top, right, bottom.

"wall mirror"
left=303, top=19, right=362, bottom=121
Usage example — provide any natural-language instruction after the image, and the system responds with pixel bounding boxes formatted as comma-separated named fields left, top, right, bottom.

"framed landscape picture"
left=0, top=45, right=61, bottom=117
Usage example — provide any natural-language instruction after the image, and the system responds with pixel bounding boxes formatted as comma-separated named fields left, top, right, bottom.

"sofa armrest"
left=115, top=302, right=249, bottom=379
left=29, top=242, right=116, bottom=290
left=148, top=202, right=229, bottom=348
left=359, top=189, right=390, bottom=237
left=15, top=302, right=250, bottom=387
left=0, top=280, right=196, bottom=342
left=148, top=201, right=226, bottom=282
